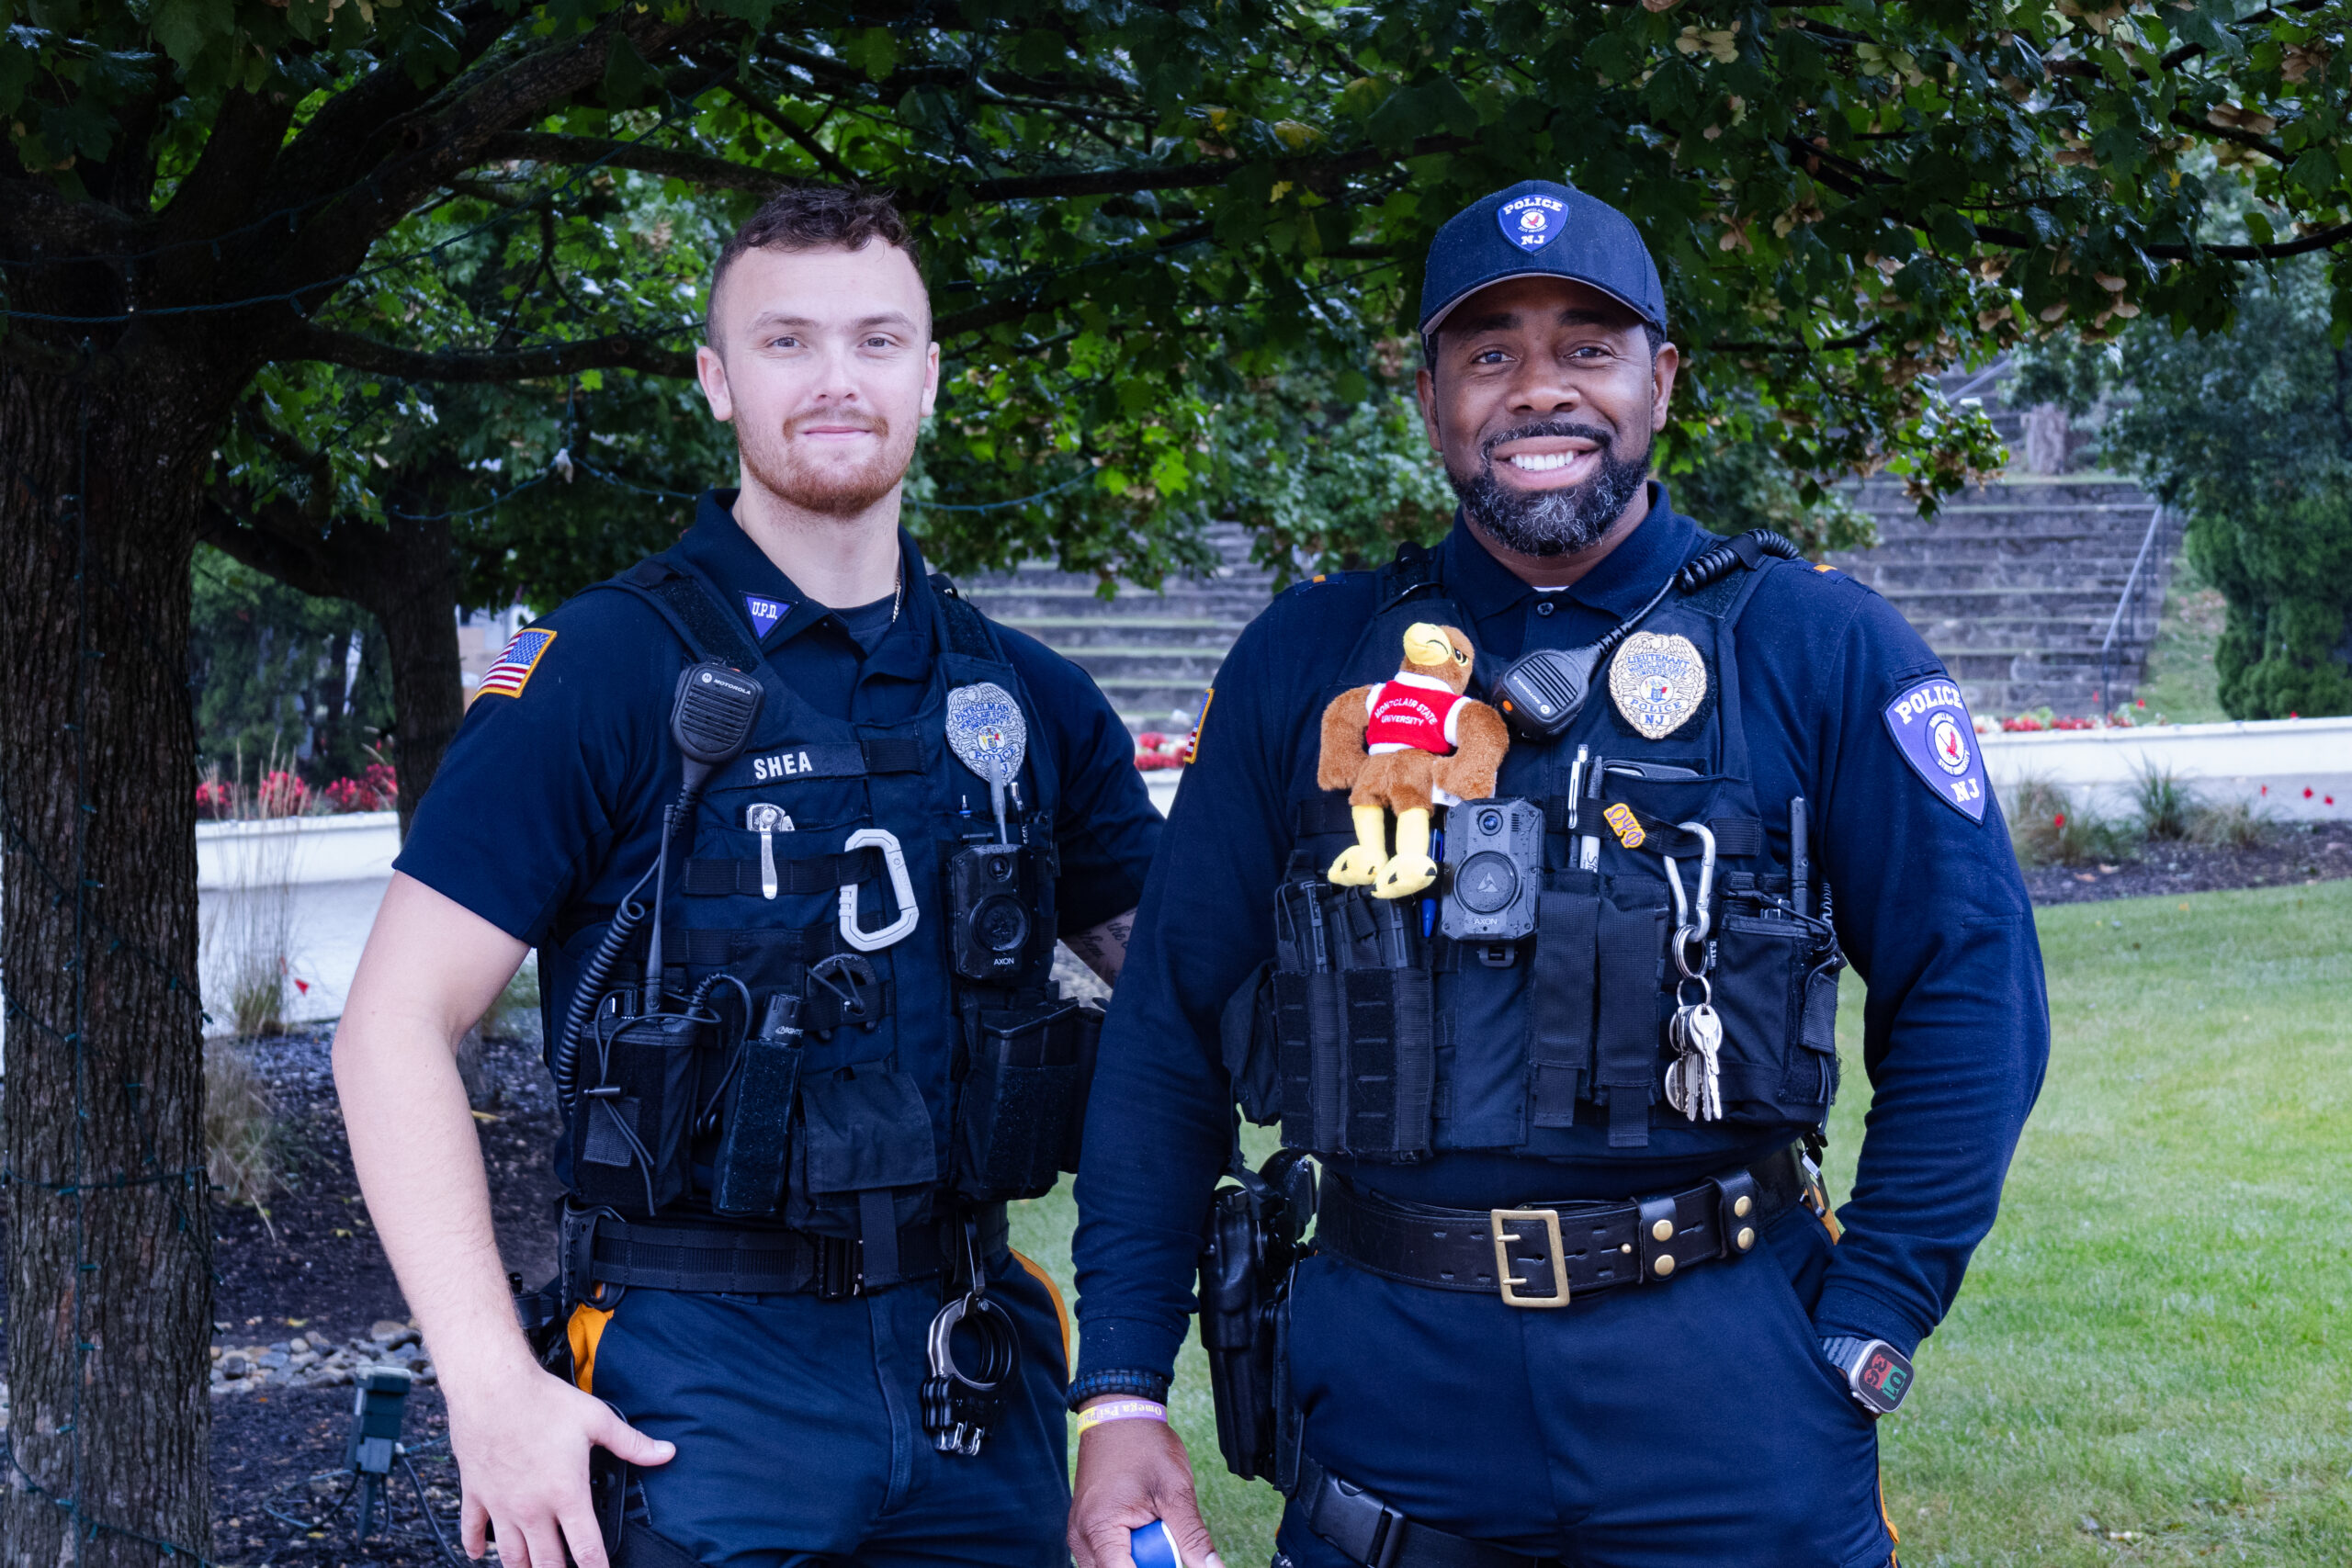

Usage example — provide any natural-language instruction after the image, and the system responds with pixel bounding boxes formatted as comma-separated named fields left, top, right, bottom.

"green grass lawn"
left=2133, top=558, right=2230, bottom=725
left=1015, top=879, right=2352, bottom=1565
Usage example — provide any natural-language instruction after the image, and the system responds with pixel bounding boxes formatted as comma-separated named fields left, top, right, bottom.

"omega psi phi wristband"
left=1074, top=1398, right=1169, bottom=1437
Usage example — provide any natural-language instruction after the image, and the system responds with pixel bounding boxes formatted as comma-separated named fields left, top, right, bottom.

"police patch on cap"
left=1883, top=676, right=1987, bottom=822
left=1498, top=192, right=1567, bottom=253
left=1609, top=632, right=1707, bottom=739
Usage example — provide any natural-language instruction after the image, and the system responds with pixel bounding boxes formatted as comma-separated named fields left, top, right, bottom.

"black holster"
left=1198, top=1149, right=1317, bottom=1482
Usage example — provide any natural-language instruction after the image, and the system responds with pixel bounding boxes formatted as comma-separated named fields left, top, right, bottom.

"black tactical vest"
left=544, top=549, right=1100, bottom=1235
left=1228, top=541, right=1844, bottom=1163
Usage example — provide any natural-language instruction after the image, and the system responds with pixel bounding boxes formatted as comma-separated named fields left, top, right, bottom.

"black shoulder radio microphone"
left=554, top=661, right=764, bottom=1104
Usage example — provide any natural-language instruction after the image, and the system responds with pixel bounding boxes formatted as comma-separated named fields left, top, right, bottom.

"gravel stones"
left=210, top=1322, right=431, bottom=1397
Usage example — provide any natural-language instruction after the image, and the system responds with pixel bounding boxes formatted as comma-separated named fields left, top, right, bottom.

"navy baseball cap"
left=1418, top=179, right=1667, bottom=341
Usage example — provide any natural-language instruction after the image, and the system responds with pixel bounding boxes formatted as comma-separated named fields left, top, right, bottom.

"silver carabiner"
left=1660, top=820, right=1717, bottom=942
left=1662, top=820, right=1717, bottom=977
left=839, top=828, right=920, bottom=952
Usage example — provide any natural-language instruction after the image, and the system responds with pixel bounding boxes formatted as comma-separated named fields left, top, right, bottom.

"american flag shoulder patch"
left=478, top=627, right=557, bottom=699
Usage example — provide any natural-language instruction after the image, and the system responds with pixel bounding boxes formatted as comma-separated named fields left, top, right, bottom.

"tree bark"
left=0, top=359, right=214, bottom=1568
left=202, top=497, right=466, bottom=841
left=356, top=509, right=467, bottom=842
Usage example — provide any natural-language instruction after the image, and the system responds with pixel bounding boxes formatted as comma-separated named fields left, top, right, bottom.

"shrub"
left=204, top=1038, right=280, bottom=1207
left=2188, top=800, right=2268, bottom=850
left=2007, top=778, right=2131, bottom=867
left=2132, top=761, right=2197, bottom=841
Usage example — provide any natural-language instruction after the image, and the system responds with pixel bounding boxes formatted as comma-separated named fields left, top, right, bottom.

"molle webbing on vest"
left=683, top=846, right=884, bottom=897
left=928, top=574, right=1001, bottom=660
left=1531, top=887, right=1599, bottom=1123
left=1270, top=882, right=1434, bottom=1161
left=1595, top=902, right=1667, bottom=1148
left=621, top=558, right=765, bottom=671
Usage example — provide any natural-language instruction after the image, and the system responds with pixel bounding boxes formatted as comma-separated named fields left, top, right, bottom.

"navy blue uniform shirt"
left=399, top=488, right=1160, bottom=985
left=1071, top=486, right=2049, bottom=1383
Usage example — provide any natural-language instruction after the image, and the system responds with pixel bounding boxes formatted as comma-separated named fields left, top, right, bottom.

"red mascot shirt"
left=1364, top=673, right=1467, bottom=754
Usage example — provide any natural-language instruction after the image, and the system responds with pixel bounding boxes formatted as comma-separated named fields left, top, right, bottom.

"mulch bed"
left=2019, top=820, right=2352, bottom=905
left=4, top=826, right=2347, bottom=1562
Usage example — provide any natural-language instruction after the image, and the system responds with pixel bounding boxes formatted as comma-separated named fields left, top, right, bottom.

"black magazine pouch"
left=1220, top=957, right=1283, bottom=1127
left=570, top=1013, right=703, bottom=1218
left=1708, top=912, right=1810, bottom=1122
left=953, top=998, right=1099, bottom=1201
left=1269, top=879, right=1433, bottom=1161
left=790, top=1065, right=939, bottom=1238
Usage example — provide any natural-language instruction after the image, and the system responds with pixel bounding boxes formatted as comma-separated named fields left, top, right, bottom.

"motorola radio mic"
left=671, top=662, right=766, bottom=795
left=645, top=662, right=766, bottom=1005
left=555, top=661, right=766, bottom=1101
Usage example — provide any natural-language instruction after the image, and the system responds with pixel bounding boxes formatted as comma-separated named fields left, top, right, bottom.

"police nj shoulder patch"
left=1609, top=631, right=1707, bottom=739
left=476, top=627, right=556, bottom=700
left=1883, top=676, right=1987, bottom=822
left=1498, top=193, right=1567, bottom=253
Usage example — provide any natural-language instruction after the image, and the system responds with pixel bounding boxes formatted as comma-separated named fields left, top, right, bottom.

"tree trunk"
left=354, top=507, right=465, bottom=842
left=0, top=361, right=214, bottom=1568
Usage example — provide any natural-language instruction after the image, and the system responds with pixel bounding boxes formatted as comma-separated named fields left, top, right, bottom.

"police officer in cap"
left=338, top=186, right=1160, bottom=1568
left=1065, top=179, right=2049, bottom=1567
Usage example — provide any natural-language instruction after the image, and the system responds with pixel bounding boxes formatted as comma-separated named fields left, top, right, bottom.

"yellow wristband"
left=1075, top=1398, right=1169, bottom=1436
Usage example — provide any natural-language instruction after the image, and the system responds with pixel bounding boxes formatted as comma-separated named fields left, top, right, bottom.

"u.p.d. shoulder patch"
left=1883, top=676, right=1986, bottom=822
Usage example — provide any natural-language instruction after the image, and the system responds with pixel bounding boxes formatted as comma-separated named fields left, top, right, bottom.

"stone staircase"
left=1827, top=479, right=2182, bottom=718
left=961, top=440, right=2185, bottom=727
left=956, top=522, right=1274, bottom=734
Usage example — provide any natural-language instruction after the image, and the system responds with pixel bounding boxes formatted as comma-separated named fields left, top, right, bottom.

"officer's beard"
left=1447, top=419, right=1652, bottom=558
left=736, top=409, right=919, bottom=518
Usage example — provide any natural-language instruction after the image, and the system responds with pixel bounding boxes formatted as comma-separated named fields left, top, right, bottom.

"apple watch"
left=1819, top=1336, right=1914, bottom=1416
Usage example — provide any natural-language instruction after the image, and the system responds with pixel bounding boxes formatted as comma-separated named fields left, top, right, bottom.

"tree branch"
left=479, top=131, right=786, bottom=193
left=2167, top=107, right=2291, bottom=164
left=288, top=322, right=696, bottom=382
left=1706, top=323, right=1885, bottom=355
left=723, top=81, right=861, bottom=186
left=197, top=489, right=348, bottom=603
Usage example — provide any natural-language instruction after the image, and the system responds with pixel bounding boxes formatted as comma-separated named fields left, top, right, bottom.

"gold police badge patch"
left=1608, top=632, right=1707, bottom=739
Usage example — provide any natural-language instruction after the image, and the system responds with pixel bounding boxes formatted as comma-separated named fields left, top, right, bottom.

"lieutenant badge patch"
left=1498, top=192, right=1567, bottom=253
left=1883, top=676, right=1987, bottom=822
left=476, top=627, right=555, bottom=700
left=1608, top=632, right=1708, bottom=739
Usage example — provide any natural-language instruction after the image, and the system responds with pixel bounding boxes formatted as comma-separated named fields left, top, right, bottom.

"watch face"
left=1851, top=1343, right=1913, bottom=1415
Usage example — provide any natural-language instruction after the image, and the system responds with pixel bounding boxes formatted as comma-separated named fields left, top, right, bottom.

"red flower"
left=2306, top=788, right=2316, bottom=799
left=2053, top=813, right=2067, bottom=829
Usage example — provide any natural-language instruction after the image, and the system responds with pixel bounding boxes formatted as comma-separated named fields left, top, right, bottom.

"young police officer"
left=1066, top=181, right=2049, bottom=1568
left=337, top=187, right=1160, bottom=1568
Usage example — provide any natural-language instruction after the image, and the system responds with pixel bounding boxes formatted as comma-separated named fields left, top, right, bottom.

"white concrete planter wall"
left=197, top=810, right=401, bottom=890
left=1978, top=715, right=2351, bottom=822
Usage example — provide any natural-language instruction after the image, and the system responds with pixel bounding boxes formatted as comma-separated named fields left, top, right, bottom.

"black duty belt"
left=1315, top=1145, right=1808, bottom=1308
left=1293, top=1454, right=1554, bottom=1568
left=572, top=1204, right=1008, bottom=1300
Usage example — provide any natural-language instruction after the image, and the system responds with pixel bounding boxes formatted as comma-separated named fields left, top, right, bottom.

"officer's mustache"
left=784, top=410, right=888, bottom=440
left=1477, top=419, right=1618, bottom=468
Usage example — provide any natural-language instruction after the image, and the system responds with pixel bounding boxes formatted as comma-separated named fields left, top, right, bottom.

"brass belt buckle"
left=1488, top=1208, right=1570, bottom=1309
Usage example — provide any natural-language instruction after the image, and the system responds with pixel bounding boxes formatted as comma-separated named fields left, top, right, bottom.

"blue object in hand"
left=1131, top=1520, right=1184, bottom=1568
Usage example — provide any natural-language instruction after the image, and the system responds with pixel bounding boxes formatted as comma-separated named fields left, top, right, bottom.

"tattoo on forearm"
left=1067, top=909, right=1136, bottom=987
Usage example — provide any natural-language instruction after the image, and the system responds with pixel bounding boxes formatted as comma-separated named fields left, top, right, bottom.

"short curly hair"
left=706, top=185, right=927, bottom=342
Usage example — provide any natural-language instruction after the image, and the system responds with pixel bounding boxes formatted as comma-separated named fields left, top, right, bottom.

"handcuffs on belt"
left=920, top=1216, right=1020, bottom=1456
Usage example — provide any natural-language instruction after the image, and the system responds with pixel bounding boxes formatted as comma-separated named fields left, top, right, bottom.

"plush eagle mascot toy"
left=1317, top=622, right=1510, bottom=898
